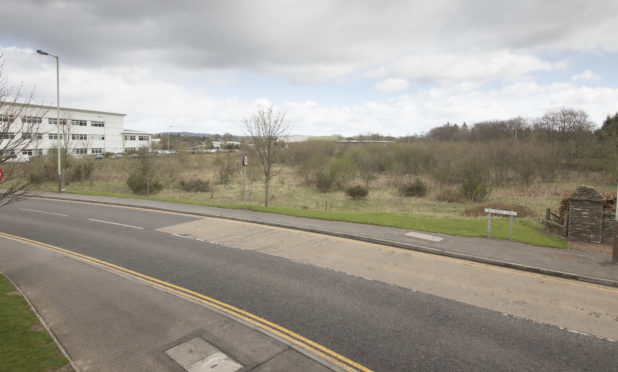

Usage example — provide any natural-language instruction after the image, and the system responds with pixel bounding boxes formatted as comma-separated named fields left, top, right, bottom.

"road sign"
left=485, top=208, right=517, bottom=240
left=0, top=168, right=3, bottom=182
left=484, top=208, right=517, bottom=216
left=242, top=154, right=248, bottom=166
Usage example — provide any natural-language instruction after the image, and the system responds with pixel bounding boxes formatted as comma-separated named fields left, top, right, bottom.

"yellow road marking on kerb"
left=30, top=196, right=618, bottom=293
left=0, top=232, right=371, bottom=372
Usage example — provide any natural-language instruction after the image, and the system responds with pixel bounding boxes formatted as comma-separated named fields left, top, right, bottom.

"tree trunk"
left=264, top=177, right=270, bottom=207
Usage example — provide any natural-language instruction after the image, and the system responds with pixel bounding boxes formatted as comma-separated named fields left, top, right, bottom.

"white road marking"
left=405, top=231, right=444, bottom=242
left=88, top=219, right=143, bottom=230
left=171, top=233, right=192, bottom=239
left=19, top=208, right=68, bottom=217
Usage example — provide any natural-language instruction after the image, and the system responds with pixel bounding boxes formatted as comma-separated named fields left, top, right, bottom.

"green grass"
left=61, top=189, right=567, bottom=249
left=0, top=274, right=71, bottom=371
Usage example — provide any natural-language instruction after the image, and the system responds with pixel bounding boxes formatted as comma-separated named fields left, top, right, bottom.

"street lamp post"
left=168, top=124, right=173, bottom=150
left=36, top=49, right=62, bottom=193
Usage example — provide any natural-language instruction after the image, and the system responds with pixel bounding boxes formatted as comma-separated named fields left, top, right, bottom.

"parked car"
left=110, top=153, right=123, bottom=159
left=94, top=154, right=104, bottom=160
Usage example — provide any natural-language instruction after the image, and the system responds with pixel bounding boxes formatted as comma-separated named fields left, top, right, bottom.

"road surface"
left=1, top=197, right=617, bottom=371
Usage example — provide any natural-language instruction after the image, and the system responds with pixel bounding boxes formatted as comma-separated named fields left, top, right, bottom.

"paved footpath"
left=0, top=237, right=348, bottom=372
left=34, top=192, right=618, bottom=287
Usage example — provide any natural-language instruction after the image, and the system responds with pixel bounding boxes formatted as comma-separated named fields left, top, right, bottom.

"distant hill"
left=156, top=131, right=215, bottom=137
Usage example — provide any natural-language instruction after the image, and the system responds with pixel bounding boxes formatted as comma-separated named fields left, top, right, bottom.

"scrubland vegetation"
left=10, top=109, right=618, bottom=248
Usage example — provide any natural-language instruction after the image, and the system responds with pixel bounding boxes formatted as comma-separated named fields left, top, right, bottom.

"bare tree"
left=244, top=105, right=289, bottom=207
left=214, top=152, right=237, bottom=188
left=0, top=54, right=47, bottom=207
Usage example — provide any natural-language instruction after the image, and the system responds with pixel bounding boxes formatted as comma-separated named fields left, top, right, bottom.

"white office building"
left=0, top=103, right=151, bottom=156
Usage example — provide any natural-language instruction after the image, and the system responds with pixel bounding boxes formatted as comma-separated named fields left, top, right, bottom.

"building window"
left=1, top=133, right=15, bottom=140
left=1, top=150, right=15, bottom=157
left=48, top=133, right=64, bottom=140
left=91, top=134, right=105, bottom=141
left=125, top=135, right=136, bottom=141
left=22, top=149, right=42, bottom=156
left=48, top=118, right=67, bottom=125
left=21, top=133, right=43, bottom=139
left=90, top=148, right=103, bottom=154
left=22, top=116, right=42, bottom=124
left=72, top=134, right=88, bottom=141
left=138, top=135, right=149, bottom=141
left=125, top=147, right=137, bottom=153
left=0, top=114, right=15, bottom=122
left=91, top=121, right=105, bottom=127
left=22, top=133, right=43, bottom=140
left=71, top=119, right=87, bottom=126
left=73, top=148, right=87, bottom=155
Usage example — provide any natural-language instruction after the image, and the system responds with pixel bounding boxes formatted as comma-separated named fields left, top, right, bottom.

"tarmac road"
left=1, top=197, right=617, bottom=371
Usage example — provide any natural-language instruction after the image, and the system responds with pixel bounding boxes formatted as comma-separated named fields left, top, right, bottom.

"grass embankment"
left=64, top=189, right=567, bottom=249
left=0, top=274, right=71, bottom=371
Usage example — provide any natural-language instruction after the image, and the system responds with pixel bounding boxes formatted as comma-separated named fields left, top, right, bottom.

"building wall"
left=3, top=104, right=150, bottom=155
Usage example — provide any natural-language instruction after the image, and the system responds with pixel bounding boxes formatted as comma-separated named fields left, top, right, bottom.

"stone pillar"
left=567, top=186, right=604, bottom=243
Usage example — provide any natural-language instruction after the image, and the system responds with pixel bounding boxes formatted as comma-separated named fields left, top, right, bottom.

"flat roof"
left=2, top=101, right=126, bottom=117
left=122, top=129, right=152, bottom=135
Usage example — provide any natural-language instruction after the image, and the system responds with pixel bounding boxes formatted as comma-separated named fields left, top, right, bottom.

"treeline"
left=277, top=109, right=616, bottom=197
left=425, top=108, right=618, bottom=161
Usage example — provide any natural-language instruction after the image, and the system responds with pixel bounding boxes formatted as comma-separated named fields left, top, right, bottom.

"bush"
left=399, top=179, right=427, bottom=197
left=326, top=156, right=356, bottom=189
left=72, top=158, right=95, bottom=182
left=127, top=172, right=163, bottom=195
left=435, top=188, right=467, bottom=203
left=316, top=171, right=334, bottom=192
left=460, top=174, right=490, bottom=202
left=345, top=185, right=369, bottom=200
left=28, top=172, right=46, bottom=185
left=179, top=178, right=210, bottom=192
left=126, top=149, right=162, bottom=195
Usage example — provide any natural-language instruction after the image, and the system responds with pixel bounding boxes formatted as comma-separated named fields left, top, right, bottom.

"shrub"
left=179, top=178, right=210, bottom=193
left=326, top=156, right=356, bottom=189
left=399, top=179, right=427, bottom=197
left=345, top=185, right=369, bottom=200
left=460, top=174, right=490, bottom=202
left=127, top=172, right=162, bottom=195
left=316, top=171, right=334, bottom=192
left=126, top=149, right=162, bottom=195
left=72, top=158, right=95, bottom=182
left=28, top=172, right=46, bottom=185
left=435, top=188, right=467, bottom=203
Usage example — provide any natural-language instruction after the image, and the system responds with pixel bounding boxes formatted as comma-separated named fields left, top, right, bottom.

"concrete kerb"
left=34, top=194, right=618, bottom=289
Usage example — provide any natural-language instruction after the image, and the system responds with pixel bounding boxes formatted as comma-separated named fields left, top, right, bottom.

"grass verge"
left=0, top=274, right=71, bottom=371
left=64, top=190, right=567, bottom=249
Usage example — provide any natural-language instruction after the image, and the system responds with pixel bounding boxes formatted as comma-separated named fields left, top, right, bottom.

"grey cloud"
left=2, top=0, right=617, bottom=82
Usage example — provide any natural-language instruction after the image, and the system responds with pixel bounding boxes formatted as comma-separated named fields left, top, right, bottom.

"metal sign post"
left=242, top=154, right=248, bottom=209
left=484, top=208, right=518, bottom=240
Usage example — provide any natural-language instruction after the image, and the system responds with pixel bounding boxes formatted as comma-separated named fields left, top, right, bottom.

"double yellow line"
left=0, top=231, right=371, bottom=372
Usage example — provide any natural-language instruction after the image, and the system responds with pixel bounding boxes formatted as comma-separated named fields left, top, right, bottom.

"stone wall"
left=602, top=212, right=616, bottom=244
left=567, top=186, right=604, bottom=244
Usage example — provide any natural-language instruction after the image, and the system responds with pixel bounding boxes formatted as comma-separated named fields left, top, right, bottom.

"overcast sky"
left=1, top=0, right=618, bottom=136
